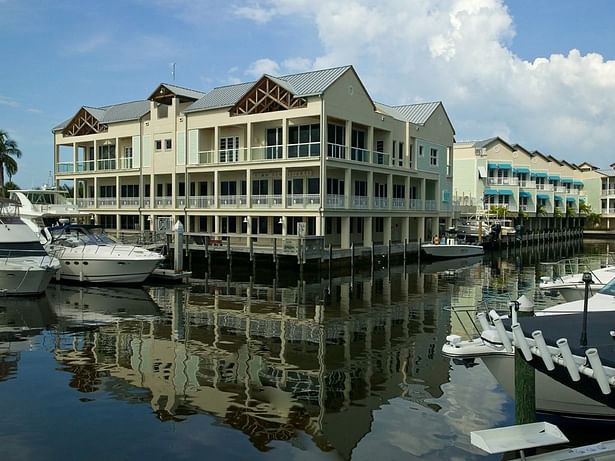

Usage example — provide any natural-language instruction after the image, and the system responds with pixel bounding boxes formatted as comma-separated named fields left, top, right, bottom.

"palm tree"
left=0, top=130, right=22, bottom=195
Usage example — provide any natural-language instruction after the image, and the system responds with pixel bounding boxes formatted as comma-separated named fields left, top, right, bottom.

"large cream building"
left=53, top=66, right=455, bottom=247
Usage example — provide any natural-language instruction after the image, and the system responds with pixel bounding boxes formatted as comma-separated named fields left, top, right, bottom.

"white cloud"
left=0, top=96, right=19, bottom=108
left=235, top=0, right=615, bottom=167
left=233, top=3, right=276, bottom=23
left=246, top=58, right=280, bottom=77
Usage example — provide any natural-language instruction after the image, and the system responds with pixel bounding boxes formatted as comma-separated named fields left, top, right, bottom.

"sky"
left=1, top=0, right=615, bottom=187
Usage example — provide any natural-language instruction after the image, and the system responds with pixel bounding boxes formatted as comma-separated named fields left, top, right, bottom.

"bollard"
left=173, top=221, right=184, bottom=273
left=514, top=299, right=536, bottom=425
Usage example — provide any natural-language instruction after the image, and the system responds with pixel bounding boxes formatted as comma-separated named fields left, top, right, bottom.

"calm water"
left=0, top=240, right=612, bottom=460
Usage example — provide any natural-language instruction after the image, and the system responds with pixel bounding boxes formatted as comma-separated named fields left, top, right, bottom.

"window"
left=430, top=148, right=438, bottom=166
left=375, top=182, right=387, bottom=197
left=266, top=128, right=282, bottom=159
left=308, top=178, right=320, bottom=194
left=99, top=185, right=116, bottom=198
left=120, top=184, right=139, bottom=197
left=98, top=144, right=116, bottom=170
left=375, top=217, right=384, bottom=232
left=221, top=181, right=237, bottom=196
left=354, top=180, right=367, bottom=196
left=178, top=182, right=185, bottom=196
left=289, top=124, right=320, bottom=157
left=165, top=139, right=172, bottom=150
left=419, top=145, right=424, bottom=157
left=327, top=178, right=344, bottom=195
left=398, top=142, right=404, bottom=167
left=351, top=129, right=367, bottom=161
left=375, top=140, right=385, bottom=164
left=120, top=215, right=140, bottom=230
left=393, top=184, right=405, bottom=198
left=155, top=140, right=162, bottom=151
left=327, top=123, right=345, bottom=158
left=220, top=136, right=239, bottom=162
left=252, top=179, right=268, bottom=195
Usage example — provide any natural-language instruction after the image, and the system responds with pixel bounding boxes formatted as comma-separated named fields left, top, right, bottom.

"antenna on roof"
left=171, top=63, right=176, bottom=81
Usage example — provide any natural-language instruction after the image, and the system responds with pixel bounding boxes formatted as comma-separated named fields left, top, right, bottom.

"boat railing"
left=539, top=254, right=615, bottom=283
left=444, top=302, right=510, bottom=340
left=0, top=248, right=60, bottom=269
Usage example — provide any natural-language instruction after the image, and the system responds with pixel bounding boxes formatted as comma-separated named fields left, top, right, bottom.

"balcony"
left=97, top=159, right=117, bottom=171
left=97, top=197, right=116, bottom=208
left=188, top=196, right=215, bottom=208
left=425, top=200, right=437, bottom=211
left=288, top=142, right=320, bottom=158
left=251, top=195, right=283, bottom=207
left=536, top=184, right=554, bottom=191
left=392, top=198, right=405, bottom=209
left=409, top=199, right=423, bottom=210
left=219, top=195, right=247, bottom=208
left=154, top=196, right=173, bottom=209
left=287, top=194, right=320, bottom=208
left=518, top=180, right=535, bottom=188
left=374, top=197, right=388, bottom=209
left=352, top=196, right=368, bottom=208
left=350, top=147, right=370, bottom=163
left=326, top=194, right=345, bottom=208
left=250, top=146, right=282, bottom=161
left=119, top=197, right=140, bottom=208
left=76, top=198, right=95, bottom=208
left=486, top=177, right=519, bottom=186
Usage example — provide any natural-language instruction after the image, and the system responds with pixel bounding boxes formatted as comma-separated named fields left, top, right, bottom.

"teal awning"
left=548, top=175, right=560, bottom=181
left=519, top=191, right=532, bottom=198
left=498, top=163, right=512, bottom=169
left=573, top=180, right=583, bottom=186
left=487, top=163, right=498, bottom=169
left=514, top=167, right=530, bottom=174
left=531, top=172, right=547, bottom=178
left=483, top=189, right=497, bottom=195
left=561, top=178, right=573, bottom=184
left=566, top=197, right=576, bottom=202
left=537, top=194, right=549, bottom=200
left=498, top=189, right=513, bottom=196
left=554, top=195, right=563, bottom=201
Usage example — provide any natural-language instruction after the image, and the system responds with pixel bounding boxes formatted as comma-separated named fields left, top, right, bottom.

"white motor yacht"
left=0, top=198, right=60, bottom=295
left=44, top=223, right=164, bottom=284
left=539, top=264, right=615, bottom=302
left=421, top=228, right=484, bottom=259
left=442, top=282, right=615, bottom=421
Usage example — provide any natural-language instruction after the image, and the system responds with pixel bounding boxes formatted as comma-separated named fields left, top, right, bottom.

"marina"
left=1, top=239, right=614, bottom=460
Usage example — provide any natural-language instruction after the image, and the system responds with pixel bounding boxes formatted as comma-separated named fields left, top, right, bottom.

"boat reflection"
left=0, top=293, right=55, bottom=381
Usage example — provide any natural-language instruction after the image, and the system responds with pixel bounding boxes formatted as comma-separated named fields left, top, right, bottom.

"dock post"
left=350, top=242, right=354, bottom=274
left=387, top=239, right=391, bottom=266
left=514, top=300, right=536, bottom=425
left=371, top=241, right=375, bottom=272
left=227, top=238, right=232, bottom=270
left=204, top=237, right=209, bottom=259
left=173, top=221, right=184, bottom=273
left=328, top=243, right=332, bottom=278
left=273, top=238, right=277, bottom=263
left=403, top=239, right=407, bottom=265
left=417, top=238, right=421, bottom=267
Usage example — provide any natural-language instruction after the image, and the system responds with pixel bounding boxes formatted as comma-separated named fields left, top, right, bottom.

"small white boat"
left=44, top=223, right=164, bottom=284
left=539, top=265, right=615, bottom=302
left=0, top=198, right=60, bottom=295
left=442, top=281, right=615, bottom=420
left=422, top=228, right=484, bottom=259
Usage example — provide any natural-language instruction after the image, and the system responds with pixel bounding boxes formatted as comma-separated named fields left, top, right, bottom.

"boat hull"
left=0, top=264, right=56, bottom=295
left=56, top=257, right=163, bottom=283
left=421, top=243, right=484, bottom=259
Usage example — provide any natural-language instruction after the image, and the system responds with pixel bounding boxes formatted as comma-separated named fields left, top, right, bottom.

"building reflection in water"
left=41, top=266, right=468, bottom=457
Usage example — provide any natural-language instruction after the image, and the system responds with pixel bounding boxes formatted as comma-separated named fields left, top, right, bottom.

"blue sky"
left=1, top=0, right=614, bottom=187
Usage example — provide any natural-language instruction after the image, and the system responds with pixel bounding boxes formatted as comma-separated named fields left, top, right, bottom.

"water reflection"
left=0, top=239, right=610, bottom=460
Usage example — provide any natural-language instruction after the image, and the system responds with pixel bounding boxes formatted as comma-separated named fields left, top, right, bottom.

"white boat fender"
left=445, top=335, right=462, bottom=347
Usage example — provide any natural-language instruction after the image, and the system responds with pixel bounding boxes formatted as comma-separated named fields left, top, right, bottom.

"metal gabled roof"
left=83, top=106, right=106, bottom=121
left=392, top=101, right=441, bottom=125
left=99, top=100, right=150, bottom=123
left=184, top=82, right=255, bottom=112
left=158, top=83, right=205, bottom=100
left=185, top=65, right=353, bottom=113
left=597, top=169, right=615, bottom=177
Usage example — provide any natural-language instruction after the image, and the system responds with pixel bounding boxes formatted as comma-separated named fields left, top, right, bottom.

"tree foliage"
left=0, top=130, right=22, bottom=192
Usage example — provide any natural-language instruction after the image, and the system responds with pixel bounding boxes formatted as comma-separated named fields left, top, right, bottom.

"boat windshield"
left=51, top=225, right=117, bottom=246
left=598, top=278, right=615, bottom=296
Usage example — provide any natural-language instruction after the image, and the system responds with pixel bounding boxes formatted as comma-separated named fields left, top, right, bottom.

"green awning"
left=573, top=180, right=583, bottom=186
left=484, top=189, right=498, bottom=195
left=566, top=197, right=576, bottom=202
left=498, top=189, right=513, bottom=196
left=537, top=194, right=549, bottom=200
left=531, top=172, right=547, bottom=178
left=561, top=178, right=573, bottom=184
left=487, top=163, right=498, bottom=169
left=498, top=163, right=512, bottom=169
left=519, top=191, right=532, bottom=198
left=548, top=175, right=560, bottom=181
left=514, top=167, right=530, bottom=174
left=554, top=195, right=563, bottom=201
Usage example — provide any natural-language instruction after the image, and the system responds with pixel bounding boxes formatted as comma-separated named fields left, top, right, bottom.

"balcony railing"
left=352, top=196, right=368, bottom=208
left=327, top=143, right=346, bottom=160
left=425, top=200, right=437, bottom=211
left=372, top=151, right=391, bottom=166
left=56, top=162, right=74, bottom=174
left=519, top=180, right=535, bottom=188
left=374, top=197, right=388, bottom=208
left=219, top=148, right=247, bottom=163
left=326, top=194, right=345, bottom=208
left=288, top=142, right=320, bottom=158
left=97, top=159, right=116, bottom=171
left=154, top=197, right=173, bottom=208
left=119, top=197, right=140, bottom=208
left=392, top=198, right=405, bottom=209
left=219, top=195, right=247, bottom=207
left=287, top=194, right=320, bottom=208
left=251, top=146, right=282, bottom=161
left=76, top=198, right=95, bottom=208
left=350, top=147, right=370, bottom=163
left=97, top=197, right=116, bottom=207
left=536, top=183, right=554, bottom=191
left=487, top=177, right=519, bottom=186
left=409, top=199, right=422, bottom=210
left=251, top=195, right=283, bottom=207
left=189, top=196, right=215, bottom=208
left=118, top=157, right=134, bottom=169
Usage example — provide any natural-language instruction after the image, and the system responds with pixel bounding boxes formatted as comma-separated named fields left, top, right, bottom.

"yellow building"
left=53, top=66, right=455, bottom=247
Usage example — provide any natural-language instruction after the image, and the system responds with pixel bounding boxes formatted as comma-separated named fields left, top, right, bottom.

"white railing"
left=118, top=157, right=134, bottom=169
left=287, top=194, right=320, bottom=208
left=251, top=195, right=283, bottom=207
left=374, top=197, right=388, bottom=209
left=154, top=197, right=173, bottom=208
left=326, top=195, right=345, bottom=208
left=287, top=142, right=320, bottom=158
left=352, top=196, right=368, bottom=208
left=327, top=143, right=346, bottom=159
left=97, top=197, right=116, bottom=207
left=219, top=147, right=247, bottom=163
left=350, top=147, right=370, bottom=162
left=601, top=189, right=615, bottom=197
left=251, top=146, right=283, bottom=161
left=392, top=198, right=405, bottom=208
left=487, top=177, right=519, bottom=185
left=77, top=160, right=95, bottom=172
left=372, top=151, right=391, bottom=166
left=536, top=183, right=554, bottom=191
left=56, top=162, right=74, bottom=174
left=425, top=200, right=437, bottom=211
left=120, top=198, right=140, bottom=207
left=176, top=197, right=186, bottom=207
left=409, top=198, right=423, bottom=210
left=76, top=198, right=96, bottom=208
left=189, top=196, right=215, bottom=208
left=198, top=150, right=215, bottom=164
left=97, top=159, right=116, bottom=170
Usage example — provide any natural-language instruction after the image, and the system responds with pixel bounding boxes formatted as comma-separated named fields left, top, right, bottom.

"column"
left=383, top=216, right=391, bottom=244
left=315, top=214, right=322, bottom=237
left=401, top=216, right=409, bottom=242
left=93, top=139, right=98, bottom=171
left=344, top=167, right=352, bottom=209
left=363, top=216, right=373, bottom=246
left=282, top=118, right=288, bottom=160
left=246, top=169, right=252, bottom=209
left=387, top=174, right=393, bottom=210
left=282, top=167, right=287, bottom=208
left=246, top=122, right=252, bottom=161
left=213, top=126, right=219, bottom=164
left=405, top=176, right=411, bottom=209
left=420, top=178, right=426, bottom=210
left=367, top=171, right=374, bottom=209
left=367, top=126, right=374, bottom=163
left=417, top=216, right=426, bottom=241
left=341, top=216, right=351, bottom=249
left=345, top=120, right=351, bottom=160
left=116, top=176, right=120, bottom=210
left=214, top=170, right=219, bottom=209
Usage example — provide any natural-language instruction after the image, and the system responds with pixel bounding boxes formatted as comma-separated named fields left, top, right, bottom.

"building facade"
left=53, top=66, right=455, bottom=248
left=453, top=137, right=605, bottom=229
